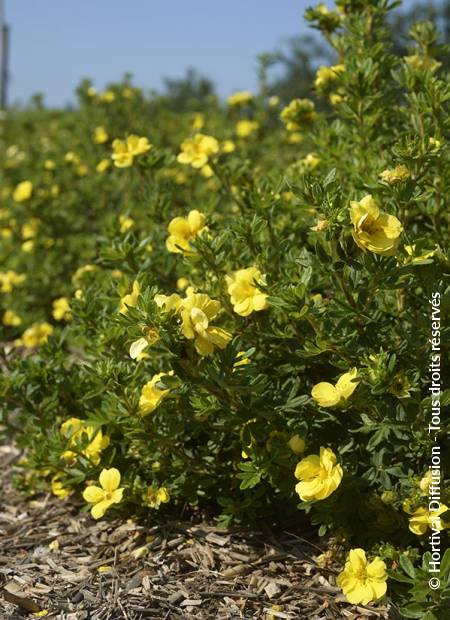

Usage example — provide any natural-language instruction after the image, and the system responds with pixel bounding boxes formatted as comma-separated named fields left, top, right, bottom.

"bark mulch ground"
left=0, top=445, right=391, bottom=620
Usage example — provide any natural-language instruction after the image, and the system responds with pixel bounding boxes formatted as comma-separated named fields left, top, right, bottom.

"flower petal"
left=311, top=382, right=340, bottom=407
left=99, top=468, right=121, bottom=493
left=91, top=499, right=113, bottom=519
left=83, top=485, right=105, bottom=504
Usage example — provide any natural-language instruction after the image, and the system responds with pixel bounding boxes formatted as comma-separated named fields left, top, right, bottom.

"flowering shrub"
left=0, top=1, right=449, bottom=615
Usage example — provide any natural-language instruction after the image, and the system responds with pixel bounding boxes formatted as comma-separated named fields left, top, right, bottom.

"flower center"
left=354, top=569, right=367, bottom=581
left=318, top=467, right=328, bottom=480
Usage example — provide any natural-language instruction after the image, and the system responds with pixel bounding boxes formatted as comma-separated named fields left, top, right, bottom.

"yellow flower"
left=3, top=309, right=22, bottom=326
left=233, top=351, right=251, bottom=369
left=72, top=263, right=98, bottom=285
left=16, top=322, right=53, bottom=348
left=51, top=474, right=70, bottom=498
left=22, top=219, right=39, bottom=240
left=100, top=90, right=115, bottom=102
left=119, top=280, right=140, bottom=314
left=111, top=135, right=151, bottom=168
left=403, top=244, right=435, bottom=264
left=226, top=267, right=268, bottom=317
left=314, top=64, right=345, bottom=90
left=294, top=447, right=343, bottom=501
left=22, top=240, right=34, bottom=253
left=179, top=291, right=232, bottom=356
left=166, top=210, right=207, bottom=254
left=79, top=163, right=90, bottom=175
left=316, top=2, right=341, bottom=27
left=419, top=470, right=433, bottom=494
left=235, top=120, right=259, bottom=138
left=311, top=218, right=329, bottom=232
left=60, top=417, right=110, bottom=465
left=221, top=139, right=236, bottom=154
left=94, top=126, right=109, bottom=144
left=192, top=113, right=205, bottom=130
left=96, top=158, right=110, bottom=173
left=83, top=468, right=124, bottom=519
left=404, top=54, right=441, bottom=72
left=129, top=327, right=159, bottom=360
left=227, top=90, right=253, bottom=106
left=280, top=99, right=317, bottom=131
left=65, top=151, right=80, bottom=164
left=337, top=549, right=387, bottom=605
left=154, top=292, right=183, bottom=313
left=287, top=132, right=303, bottom=144
left=298, top=153, right=321, bottom=171
left=428, top=137, right=441, bottom=152
left=176, top=277, right=189, bottom=291
left=52, top=296, right=71, bottom=321
left=379, top=165, right=410, bottom=184
left=13, top=180, right=33, bottom=202
left=0, top=270, right=26, bottom=293
left=350, top=195, right=403, bottom=256
left=311, top=368, right=359, bottom=407
left=145, top=485, right=170, bottom=508
left=404, top=501, right=450, bottom=535
left=119, top=214, right=135, bottom=233
left=269, top=95, right=280, bottom=107
left=330, top=91, right=346, bottom=105
left=139, top=372, right=173, bottom=415
left=200, top=164, right=214, bottom=178
left=1, top=227, right=12, bottom=238
left=177, top=133, right=219, bottom=169
left=288, top=435, right=306, bottom=454
left=44, top=159, right=56, bottom=170
left=156, top=290, right=231, bottom=356
left=76, top=164, right=89, bottom=177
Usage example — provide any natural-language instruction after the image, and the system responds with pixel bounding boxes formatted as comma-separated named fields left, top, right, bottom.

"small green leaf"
left=400, top=603, right=427, bottom=618
left=387, top=569, right=414, bottom=584
left=422, top=612, right=438, bottom=620
left=400, top=554, right=417, bottom=579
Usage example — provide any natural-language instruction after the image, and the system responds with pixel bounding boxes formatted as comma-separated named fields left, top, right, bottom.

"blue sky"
left=6, top=0, right=423, bottom=106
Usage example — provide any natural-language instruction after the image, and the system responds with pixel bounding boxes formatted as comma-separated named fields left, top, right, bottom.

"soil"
left=0, top=445, right=391, bottom=620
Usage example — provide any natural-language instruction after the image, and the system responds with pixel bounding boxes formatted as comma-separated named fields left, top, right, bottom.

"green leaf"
left=315, top=241, right=330, bottom=265
left=422, top=612, right=438, bottom=620
left=400, top=554, right=417, bottom=579
left=441, top=548, right=450, bottom=578
left=323, top=167, right=336, bottom=187
left=400, top=603, right=427, bottom=618
left=387, top=569, right=414, bottom=584
left=236, top=462, right=263, bottom=490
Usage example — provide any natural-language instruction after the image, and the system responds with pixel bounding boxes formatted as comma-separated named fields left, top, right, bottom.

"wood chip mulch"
left=0, top=445, right=391, bottom=620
